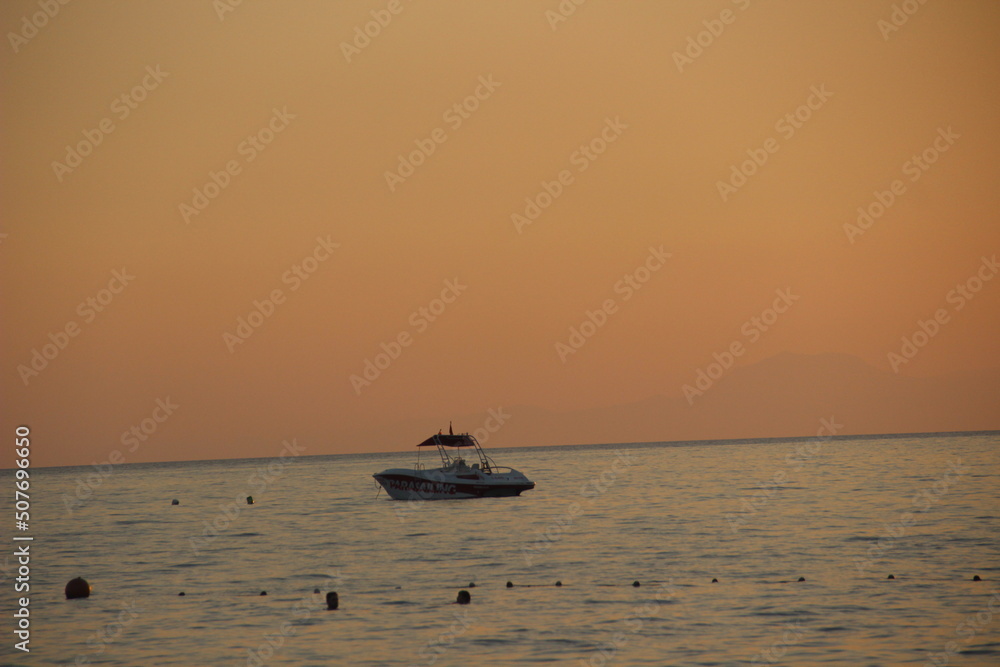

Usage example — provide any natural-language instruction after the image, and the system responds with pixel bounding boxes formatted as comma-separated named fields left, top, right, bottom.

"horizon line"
left=14, top=428, right=999, bottom=472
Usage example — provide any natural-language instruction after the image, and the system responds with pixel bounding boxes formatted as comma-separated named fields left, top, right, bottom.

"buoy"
left=171, top=499, right=179, bottom=505
left=469, top=582, right=476, bottom=588
left=326, top=592, right=339, bottom=610
left=632, top=580, right=640, bottom=587
left=887, top=574, right=895, bottom=580
left=555, top=581, right=562, bottom=587
left=247, top=496, right=254, bottom=505
left=711, top=578, right=718, bottom=583
left=65, top=577, right=91, bottom=599
left=456, top=590, right=471, bottom=605
left=797, top=577, right=806, bottom=582
left=178, top=592, right=185, bottom=596
left=506, top=581, right=513, bottom=588
left=260, top=591, right=267, bottom=596
left=313, top=588, right=320, bottom=594
left=973, top=575, right=982, bottom=581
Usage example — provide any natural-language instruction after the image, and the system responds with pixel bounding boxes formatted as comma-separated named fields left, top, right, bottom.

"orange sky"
left=3, top=0, right=998, bottom=467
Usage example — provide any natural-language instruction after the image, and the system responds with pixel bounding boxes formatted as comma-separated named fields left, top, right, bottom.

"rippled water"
left=2, top=433, right=998, bottom=666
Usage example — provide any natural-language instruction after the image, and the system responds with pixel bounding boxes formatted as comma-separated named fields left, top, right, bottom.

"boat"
left=373, top=432, right=535, bottom=500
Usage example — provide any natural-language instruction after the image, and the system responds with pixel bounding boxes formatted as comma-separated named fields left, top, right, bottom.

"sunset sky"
left=3, top=0, right=998, bottom=467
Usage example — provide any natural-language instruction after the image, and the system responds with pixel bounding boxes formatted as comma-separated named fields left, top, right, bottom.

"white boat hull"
left=374, top=467, right=534, bottom=500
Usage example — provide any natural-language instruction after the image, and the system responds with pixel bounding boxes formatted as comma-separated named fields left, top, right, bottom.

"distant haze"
left=2, top=1, right=998, bottom=467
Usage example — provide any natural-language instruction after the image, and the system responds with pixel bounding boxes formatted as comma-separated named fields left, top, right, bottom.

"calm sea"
left=1, top=432, right=998, bottom=666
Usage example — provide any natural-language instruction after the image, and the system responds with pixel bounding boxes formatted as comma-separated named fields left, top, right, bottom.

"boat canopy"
left=417, top=434, right=476, bottom=448
left=411, top=431, right=508, bottom=475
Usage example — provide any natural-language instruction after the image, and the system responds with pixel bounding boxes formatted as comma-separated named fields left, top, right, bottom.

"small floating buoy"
left=469, top=582, right=476, bottom=588
left=171, top=499, right=179, bottom=505
left=313, top=588, right=320, bottom=594
left=326, top=592, right=339, bottom=610
left=259, top=591, right=267, bottom=596
left=178, top=592, right=185, bottom=596
left=711, top=578, right=718, bottom=583
left=973, top=575, right=982, bottom=581
left=797, top=577, right=806, bottom=582
left=555, top=581, right=562, bottom=587
left=506, top=581, right=513, bottom=588
left=65, top=577, right=91, bottom=599
left=247, top=496, right=254, bottom=505
left=632, top=581, right=640, bottom=587
left=887, top=574, right=895, bottom=580
left=456, top=590, right=471, bottom=605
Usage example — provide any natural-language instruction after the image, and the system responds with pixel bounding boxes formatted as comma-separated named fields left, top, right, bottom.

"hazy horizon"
left=18, top=425, right=1000, bottom=472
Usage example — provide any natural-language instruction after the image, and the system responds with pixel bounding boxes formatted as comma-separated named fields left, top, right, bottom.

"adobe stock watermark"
left=511, top=116, right=628, bottom=233
left=886, top=254, right=997, bottom=373
left=350, top=278, right=467, bottom=395
left=189, top=439, right=306, bottom=556
left=544, top=0, right=589, bottom=31
left=673, top=0, right=753, bottom=73
left=716, top=84, right=833, bottom=202
left=522, top=450, right=637, bottom=566
left=726, top=417, right=843, bottom=532
left=62, top=397, right=179, bottom=516
left=7, top=0, right=73, bottom=54
left=580, top=581, right=676, bottom=667
left=923, top=589, right=1000, bottom=667
left=17, top=268, right=135, bottom=386
left=408, top=608, right=474, bottom=667
left=51, top=65, right=169, bottom=182
left=69, top=599, right=142, bottom=666
left=843, top=126, right=959, bottom=243
left=244, top=569, right=349, bottom=667
left=393, top=408, right=511, bottom=523
left=340, top=0, right=415, bottom=63
left=750, top=620, right=807, bottom=665
left=384, top=74, right=501, bottom=192
left=213, top=0, right=245, bottom=21
left=179, top=107, right=295, bottom=224
left=245, top=600, right=317, bottom=667
left=223, top=236, right=339, bottom=352
left=681, top=288, right=799, bottom=404
left=877, top=0, right=930, bottom=41
left=555, top=246, right=670, bottom=363
left=853, top=458, right=968, bottom=574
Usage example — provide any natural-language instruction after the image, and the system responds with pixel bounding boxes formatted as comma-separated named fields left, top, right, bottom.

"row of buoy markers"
left=171, top=497, right=253, bottom=505
left=177, top=590, right=341, bottom=608
left=65, top=574, right=989, bottom=601
left=163, top=499, right=980, bottom=587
